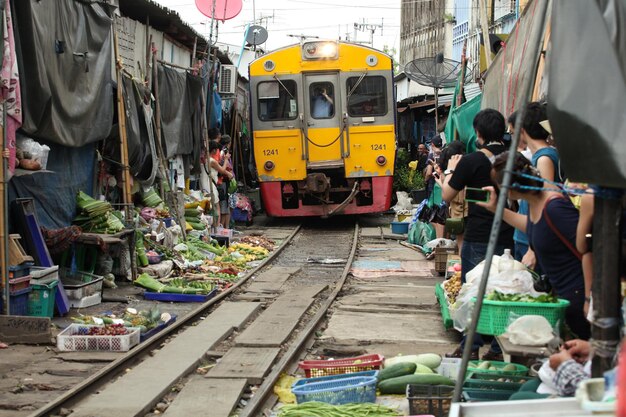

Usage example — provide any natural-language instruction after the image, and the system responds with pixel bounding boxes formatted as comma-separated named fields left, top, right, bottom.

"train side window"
left=310, top=82, right=335, bottom=119
left=346, top=76, right=387, bottom=117
left=258, top=80, right=298, bottom=121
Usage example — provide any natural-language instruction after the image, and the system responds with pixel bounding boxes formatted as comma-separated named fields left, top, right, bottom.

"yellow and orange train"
left=248, top=40, right=396, bottom=217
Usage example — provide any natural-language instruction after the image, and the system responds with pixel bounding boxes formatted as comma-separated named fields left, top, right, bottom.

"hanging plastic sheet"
left=11, top=0, right=115, bottom=147
left=157, top=64, right=204, bottom=159
left=548, top=0, right=626, bottom=187
left=8, top=141, right=95, bottom=229
left=480, top=0, right=550, bottom=116
left=121, top=74, right=157, bottom=186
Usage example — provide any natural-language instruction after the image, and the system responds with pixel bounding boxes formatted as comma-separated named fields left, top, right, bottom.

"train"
left=248, top=40, right=396, bottom=217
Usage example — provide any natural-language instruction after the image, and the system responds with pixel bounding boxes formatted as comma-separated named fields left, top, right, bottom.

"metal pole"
left=452, top=0, right=549, bottom=402
left=591, top=191, right=622, bottom=376
left=2, top=103, right=8, bottom=314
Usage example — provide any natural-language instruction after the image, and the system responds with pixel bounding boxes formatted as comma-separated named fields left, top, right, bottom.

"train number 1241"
left=263, top=149, right=279, bottom=156
left=370, top=144, right=386, bottom=150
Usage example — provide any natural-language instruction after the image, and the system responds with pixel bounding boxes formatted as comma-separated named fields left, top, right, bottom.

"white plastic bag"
left=392, top=191, right=413, bottom=212
left=506, top=315, right=554, bottom=346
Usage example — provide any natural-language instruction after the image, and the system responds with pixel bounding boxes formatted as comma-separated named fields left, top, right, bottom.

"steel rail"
left=239, top=221, right=361, bottom=417
left=29, top=225, right=302, bottom=417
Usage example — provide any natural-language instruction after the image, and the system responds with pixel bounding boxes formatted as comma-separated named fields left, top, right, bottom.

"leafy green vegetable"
left=486, top=291, right=558, bottom=303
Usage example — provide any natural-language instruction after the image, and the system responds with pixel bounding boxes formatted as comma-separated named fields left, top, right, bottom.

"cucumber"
left=414, top=363, right=435, bottom=374
left=378, top=362, right=417, bottom=382
left=378, top=374, right=455, bottom=394
left=416, top=353, right=442, bottom=370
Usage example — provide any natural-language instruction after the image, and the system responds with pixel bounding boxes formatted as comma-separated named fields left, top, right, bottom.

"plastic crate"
left=407, top=384, right=454, bottom=417
left=56, top=324, right=141, bottom=352
left=467, top=360, right=528, bottom=376
left=9, top=287, right=32, bottom=316
left=462, top=388, right=513, bottom=402
left=475, top=298, right=570, bottom=336
left=436, top=358, right=465, bottom=381
left=292, top=370, right=379, bottom=389
left=59, top=268, right=103, bottom=300
left=28, top=280, right=58, bottom=317
left=434, top=283, right=453, bottom=330
left=69, top=292, right=102, bottom=309
left=298, top=354, right=384, bottom=378
left=468, top=372, right=530, bottom=384
left=9, top=263, right=33, bottom=279
left=434, top=247, right=457, bottom=274
left=292, top=376, right=377, bottom=405
left=9, top=276, right=31, bottom=293
left=143, top=288, right=217, bottom=303
left=30, top=265, right=59, bottom=284
left=463, top=377, right=523, bottom=391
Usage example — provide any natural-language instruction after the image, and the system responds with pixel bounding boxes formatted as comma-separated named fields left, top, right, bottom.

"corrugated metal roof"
left=437, top=82, right=481, bottom=106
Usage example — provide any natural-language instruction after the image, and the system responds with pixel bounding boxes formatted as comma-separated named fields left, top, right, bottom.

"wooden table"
left=74, top=229, right=136, bottom=280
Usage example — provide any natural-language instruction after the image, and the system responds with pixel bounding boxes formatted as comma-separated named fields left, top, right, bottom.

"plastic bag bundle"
left=506, top=315, right=554, bottom=346
left=392, top=191, right=413, bottom=212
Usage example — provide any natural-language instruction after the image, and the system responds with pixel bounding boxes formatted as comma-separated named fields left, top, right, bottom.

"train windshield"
left=346, top=76, right=387, bottom=117
left=258, top=80, right=298, bottom=121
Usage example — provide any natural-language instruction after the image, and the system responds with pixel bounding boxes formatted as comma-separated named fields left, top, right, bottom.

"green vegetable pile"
left=486, top=291, right=558, bottom=303
left=186, top=236, right=226, bottom=256
left=73, top=191, right=125, bottom=233
left=278, top=402, right=399, bottom=417
left=135, top=273, right=214, bottom=294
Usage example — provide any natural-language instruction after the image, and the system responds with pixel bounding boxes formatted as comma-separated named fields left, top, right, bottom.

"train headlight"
left=376, top=155, right=387, bottom=166
left=302, top=41, right=338, bottom=60
left=264, top=160, right=275, bottom=171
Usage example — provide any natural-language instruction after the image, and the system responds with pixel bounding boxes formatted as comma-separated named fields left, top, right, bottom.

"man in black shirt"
left=440, top=108, right=514, bottom=360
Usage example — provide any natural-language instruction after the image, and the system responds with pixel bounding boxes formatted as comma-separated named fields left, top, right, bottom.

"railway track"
left=31, top=218, right=359, bottom=417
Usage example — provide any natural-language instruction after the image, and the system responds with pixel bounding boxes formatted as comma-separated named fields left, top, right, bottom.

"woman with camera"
left=479, top=151, right=590, bottom=340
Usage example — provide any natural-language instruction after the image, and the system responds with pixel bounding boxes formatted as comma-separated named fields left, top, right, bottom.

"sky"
left=153, top=0, right=401, bottom=54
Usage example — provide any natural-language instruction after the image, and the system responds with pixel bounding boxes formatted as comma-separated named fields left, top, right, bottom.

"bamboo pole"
left=113, top=25, right=134, bottom=222
left=479, top=0, right=493, bottom=68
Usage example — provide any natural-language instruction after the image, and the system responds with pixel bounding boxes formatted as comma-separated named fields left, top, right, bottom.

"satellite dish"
left=195, top=0, right=243, bottom=21
left=404, top=56, right=467, bottom=88
left=246, top=25, right=268, bottom=46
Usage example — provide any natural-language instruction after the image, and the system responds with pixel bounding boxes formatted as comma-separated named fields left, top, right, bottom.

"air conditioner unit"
left=218, top=65, right=237, bottom=95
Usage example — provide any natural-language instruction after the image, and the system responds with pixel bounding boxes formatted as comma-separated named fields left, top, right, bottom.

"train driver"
left=312, top=87, right=334, bottom=118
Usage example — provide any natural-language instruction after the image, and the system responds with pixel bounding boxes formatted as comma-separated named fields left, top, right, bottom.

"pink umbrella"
left=195, top=0, right=243, bottom=21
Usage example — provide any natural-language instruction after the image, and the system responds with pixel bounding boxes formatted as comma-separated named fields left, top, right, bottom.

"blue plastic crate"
left=10, top=287, right=32, bottom=316
left=140, top=314, right=178, bottom=342
left=292, top=370, right=379, bottom=389
left=9, top=263, right=33, bottom=279
left=143, top=288, right=217, bottom=303
left=291, top=376, right=377, bottom=405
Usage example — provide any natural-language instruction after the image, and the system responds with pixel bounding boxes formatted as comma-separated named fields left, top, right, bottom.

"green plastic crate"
left=467, top=360, right=528, bottom=376
left=435, top=283, right=453, bottom=330
left=469, top=372, right=530, bottom=384
left=28, top=280, right=58, bottom=318
left=462, top=388, right=513, bottom=402
left=463, top=377, right=523, bottom=391
left=474, top=297, right=570, bottom=336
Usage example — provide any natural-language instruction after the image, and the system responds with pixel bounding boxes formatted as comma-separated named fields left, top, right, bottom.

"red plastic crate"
left=9, top=276, right=31, bottom=293
left=298, top=354, right=384, bottom=378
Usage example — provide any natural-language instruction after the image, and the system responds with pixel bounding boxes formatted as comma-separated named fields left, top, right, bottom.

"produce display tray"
left=143, top=288, right=217, bottom=303
left=140, top=314, right=178, bottom=342
left=407, top=384, right=454, bottom=417
left=291, top=376, right=377, bottom=405
left=435, top=283, right=453, bottom=330
left=467, top=360, right=528, bottom=376
left=298, top=354, right=384, bottom=378
left=462, top=388, right=513, bottom=402
left=57, top=324, right=141, bottom=352
left=68, top=292, right=102, bottom=309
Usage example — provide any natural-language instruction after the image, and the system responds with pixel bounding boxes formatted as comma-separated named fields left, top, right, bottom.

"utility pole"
left=353, top=19, right=384, bottom=47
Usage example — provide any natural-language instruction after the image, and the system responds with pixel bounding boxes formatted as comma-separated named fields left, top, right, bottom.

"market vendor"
left=479, top=152, right=590, bottom=340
